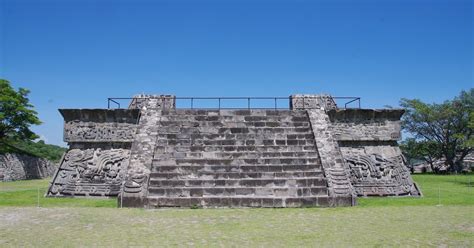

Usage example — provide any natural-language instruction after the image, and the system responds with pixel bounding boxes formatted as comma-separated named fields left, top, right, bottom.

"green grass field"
left=0, top=174, right=473, bottom=247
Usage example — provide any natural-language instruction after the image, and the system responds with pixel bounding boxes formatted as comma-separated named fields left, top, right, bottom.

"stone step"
left=158, top=115, right=308, bottom=121
left=155, top=126, right=313, bottom=135
left=148, top=177, right=327, bottom=188
left=149, top=171, right=324, bottom=180
left=145, top=196, right=336, bottom=208
left=151, top=164, right=321, bottom=173
left=156, top=139, right=316, bottom=147
left=147, top=186, right=328, bottom=197
left=155, top=145, right=317, bottom=153
left=153, top=151, right=319, bottom=159
left=160, top=109, right=308, bottom=117
left=156, top=133, right=314, bottom=140
left=153, top=157, right=321, bottom=166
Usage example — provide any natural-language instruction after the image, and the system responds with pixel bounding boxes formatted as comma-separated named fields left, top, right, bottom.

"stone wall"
left=0, top=153, right=56, bottom=181
left=306, top=110, right=355, bottom=201
left=48, top=96, right=176, bottom=198
left=47, top=109, right=139, bottom=197
left=327, top=109, right=419, bottom=196
left=48, top=146, right=131, bottom=196
left=48, top=93, right=420, bottom=204
left=121, top=96, right=175, bottom=207
left=290, top=94, right=337, bottom=110
left=339, top=141, right=419, bottom=196
left=327, top=109, right=403, bottom=141
left=128, top=94, right=176, bottom=109
left=293, top=94, right=420, bottom=197
left=62, top=109, right=139, bottom=143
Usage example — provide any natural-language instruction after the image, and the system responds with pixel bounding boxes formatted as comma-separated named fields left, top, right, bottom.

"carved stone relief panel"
left=48, top=148, right=130, bottom=196
left=290, top=94, right=338, bottom=110
left=128, top=94, right=176, bottom=109
left=340, top=144, right=420, bottom=196
left=330, top=121, right=401, bottom=141
left=64, top=122, right=137, bottom=142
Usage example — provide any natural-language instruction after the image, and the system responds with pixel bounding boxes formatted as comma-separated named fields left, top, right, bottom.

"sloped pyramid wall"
left=47, top=109, right=139, bottom=197
left=48, top=94, right=419, bottom=206
left=121, top=109, right=353, bottom=208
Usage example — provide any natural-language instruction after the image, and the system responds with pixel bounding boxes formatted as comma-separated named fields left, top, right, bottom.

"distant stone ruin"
left=0, top=153, right=56, bottom=181
left=47, top=94, right=420, bottom=207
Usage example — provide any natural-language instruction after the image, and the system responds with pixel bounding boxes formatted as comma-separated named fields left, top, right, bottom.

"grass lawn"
left=0, top=174, right=473, bottom=247
left=0, top=179, right=115, bottom=208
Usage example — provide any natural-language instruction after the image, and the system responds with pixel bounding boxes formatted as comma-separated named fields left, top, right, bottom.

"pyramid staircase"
left=144, top=109, right=333, bottom=207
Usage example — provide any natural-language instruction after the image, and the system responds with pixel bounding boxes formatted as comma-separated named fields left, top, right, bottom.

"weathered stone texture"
left=59, top=109, right=140, bottom=123
left=340, top=142, right=420, bottom=196
left=0, top=153, right=56, bottom=181
left=48, top=148, right=130, bottom=196
left=135, top=109, right=338, bottom=208
left=121, top=96, right=175, bottom=206
left=128, top=94, right=176, bottom=109
left=64, top=122, right=136, bottom=142
left=60, top=109, right=139, bottom=143
left=306, top=109, right=355, bottom=199
left=328, top=109, right=403, bottom=141
left=49, top=93, right=420, bottom=207
left=290, top=94, right=337, bottom=110
left=47, top=109, right=139, bottom=197
left=121, top=108, right=160, bottom=203
left=326, top=109, right=419, bottom=196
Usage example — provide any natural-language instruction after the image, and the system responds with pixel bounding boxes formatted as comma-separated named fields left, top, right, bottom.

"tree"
left=400, top=89, right=473, bottom=173
left=0, top=79, right=41, bottom=142
left=400, top=138, right=442, bottom=172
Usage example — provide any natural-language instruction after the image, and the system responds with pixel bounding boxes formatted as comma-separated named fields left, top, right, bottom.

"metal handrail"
left=344, top=97, right=361, bottom=109
left=107, top=98, right=121, bottom=109
left=107, top=96, right=361, bottom=110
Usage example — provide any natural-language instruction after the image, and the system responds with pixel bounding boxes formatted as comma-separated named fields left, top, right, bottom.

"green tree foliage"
left=400, top=89, right=473, bottom=173
left=400, top=138, right=442, bottom=172
left=0, top=79, right=66, bottom=162
left=0, top=79, right=41, bottom=141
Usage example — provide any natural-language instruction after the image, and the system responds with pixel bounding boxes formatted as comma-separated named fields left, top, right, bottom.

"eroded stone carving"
left=64, top=121, right=136, bottom=142
left=290, top=94, right=338, bottom=110
left=49, top=94, right=421, bottom=208
left=48, top=148, right=130, bottom=196
left=330, top=121, right=401, bottom=141
left=128, top=94, right=176, bottom=109
left=306, top=109, right=355, bottom=199
left=121, top=107, right=160, bottom=201
left=341, top=146, right=419, bottom=196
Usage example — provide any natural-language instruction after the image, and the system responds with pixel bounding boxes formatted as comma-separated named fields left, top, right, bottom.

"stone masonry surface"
left=48, top=94, right=420, bottom=206
left=306, top=110, right=355, bottom=198
left=47, top=109, right=139, bottom=197
left=0, top=153, right=56, bottom=181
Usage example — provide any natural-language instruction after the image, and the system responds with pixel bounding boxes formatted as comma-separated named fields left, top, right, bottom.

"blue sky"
left=1, top=0, right=472, bottom=146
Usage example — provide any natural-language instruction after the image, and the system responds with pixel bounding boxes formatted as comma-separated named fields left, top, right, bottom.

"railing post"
left=218, top=98, right=221, bottom=110
left=191, top=98, right=194, bottom=109
left=274, top=98, right=277, bottom=110
left=107, top=98, right=110, bottom=109
left=358, top=98, right=361, bottom=108
left=248, top=98, right=250, bottom=109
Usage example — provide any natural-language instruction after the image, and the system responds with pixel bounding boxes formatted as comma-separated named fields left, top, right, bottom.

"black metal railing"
left=107, top=96, right=361, bottom=109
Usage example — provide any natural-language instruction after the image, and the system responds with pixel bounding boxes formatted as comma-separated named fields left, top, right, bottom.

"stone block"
left=290, top=94, right=337, bottom=110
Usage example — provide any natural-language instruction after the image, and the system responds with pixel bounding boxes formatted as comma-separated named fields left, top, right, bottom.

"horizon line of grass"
left=0, top=174, right=472, bottom=208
